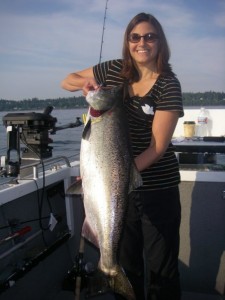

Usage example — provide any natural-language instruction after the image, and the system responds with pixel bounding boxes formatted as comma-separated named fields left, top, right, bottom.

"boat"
left=0, top=106, right=224, bottom=300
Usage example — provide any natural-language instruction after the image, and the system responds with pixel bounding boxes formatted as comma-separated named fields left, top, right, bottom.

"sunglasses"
left=128, top=32, right=159, bottom=43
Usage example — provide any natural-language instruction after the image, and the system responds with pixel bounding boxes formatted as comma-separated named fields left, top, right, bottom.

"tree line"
left=0, top=91, right=224, bottom=111
left=0, top=96, right=88, bottom=111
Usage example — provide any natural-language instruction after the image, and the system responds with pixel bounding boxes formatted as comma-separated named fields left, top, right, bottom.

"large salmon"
left=67, top=87, right=142, bottom=299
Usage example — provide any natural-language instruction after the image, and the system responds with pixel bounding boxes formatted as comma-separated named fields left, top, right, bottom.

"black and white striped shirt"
left=93, top=59, right=184, bottom=191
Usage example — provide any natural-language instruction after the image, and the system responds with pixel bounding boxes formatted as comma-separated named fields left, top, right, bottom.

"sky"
left=0, top=0, right=225, bottom=100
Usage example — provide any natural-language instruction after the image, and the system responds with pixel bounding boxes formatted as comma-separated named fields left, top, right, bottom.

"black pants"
left=115, top=187, right=181, bottom=300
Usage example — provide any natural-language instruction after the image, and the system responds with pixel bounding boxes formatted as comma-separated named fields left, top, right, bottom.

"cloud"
left=172, top=35, right=225, bottom=92
left=215, top=12, right=225, bottom=28
left=0, top=0, right=224, bottom=100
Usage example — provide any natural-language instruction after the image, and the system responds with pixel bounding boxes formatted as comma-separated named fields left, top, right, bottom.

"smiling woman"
left=127, top=22, right=159, bottom=74
left=61, top=12, right=184, bottom=300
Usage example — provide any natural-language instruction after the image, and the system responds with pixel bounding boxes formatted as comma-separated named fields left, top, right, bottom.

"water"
left=1, top=107, right=224, bottom=167
left=0, top=108, right=88, bottom=161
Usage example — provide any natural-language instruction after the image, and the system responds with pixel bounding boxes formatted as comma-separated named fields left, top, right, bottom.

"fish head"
left=86, top=86, right=123, bottom=112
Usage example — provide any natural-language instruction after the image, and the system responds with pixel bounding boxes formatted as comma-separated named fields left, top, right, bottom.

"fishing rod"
left=99, top=0, right=109, bottom=63
left=70, top=4, right=109, bottom=298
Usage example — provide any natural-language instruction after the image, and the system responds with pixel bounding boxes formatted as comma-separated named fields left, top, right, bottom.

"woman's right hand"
left=61, top=67, right=98, bottom=95
left=82, top=78, right=100, bottom=96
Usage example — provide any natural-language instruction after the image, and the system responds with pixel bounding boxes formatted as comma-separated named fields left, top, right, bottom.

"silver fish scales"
left=68, top=87, right=142, bottom=299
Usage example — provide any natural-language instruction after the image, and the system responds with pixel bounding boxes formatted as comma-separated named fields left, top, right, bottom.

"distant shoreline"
left=1, top=91, right=225, bottom=111
left=0, top=106, right=224, bottom=113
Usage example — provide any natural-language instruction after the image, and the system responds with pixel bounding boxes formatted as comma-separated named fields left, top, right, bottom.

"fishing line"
left=99, top=0, right=109, bottom=63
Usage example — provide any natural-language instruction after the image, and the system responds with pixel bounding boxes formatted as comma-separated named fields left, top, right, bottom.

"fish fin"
left=66, top=179, right=83, bottom=195
left=82, top=219, right=99, bottom=248
left=85, top=269, right=111, bottom=297
left=129, top=164, right=143, bottom=193
left=85, top=266, right=136, bottom=300
left=108, top=265, right=136, bottom=300
left=82, top=118, right=91, bottom=140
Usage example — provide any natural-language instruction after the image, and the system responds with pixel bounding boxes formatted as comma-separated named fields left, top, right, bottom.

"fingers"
left=83, top=79, right=99, bottom=96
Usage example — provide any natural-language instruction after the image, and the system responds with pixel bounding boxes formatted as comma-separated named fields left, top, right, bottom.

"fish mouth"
left=86, top=85, right=123, bottom=112
left=87, top=85, right=123, bottom=97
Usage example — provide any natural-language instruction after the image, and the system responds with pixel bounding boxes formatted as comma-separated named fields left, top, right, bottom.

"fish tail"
left=108, top=265, right=136, bottom=300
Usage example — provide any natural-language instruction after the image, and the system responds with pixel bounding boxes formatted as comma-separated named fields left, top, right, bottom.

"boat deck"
left=54, top=290, right=224, bottom=300
left=0, top=158, right=224, bottom=300
left=182, top=292, right=224, bottom=300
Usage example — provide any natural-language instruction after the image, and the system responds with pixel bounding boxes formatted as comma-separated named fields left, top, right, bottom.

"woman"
left=61, top=12, right=183, bottom=300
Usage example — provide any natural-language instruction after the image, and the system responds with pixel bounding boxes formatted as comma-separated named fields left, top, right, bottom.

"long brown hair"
left=121, top=12, right=174, bottom=82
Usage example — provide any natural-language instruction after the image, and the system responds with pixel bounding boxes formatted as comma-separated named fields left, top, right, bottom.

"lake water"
left=1, top=106, right=225, bottom=164
left=0, top=108, right=87, bottom=160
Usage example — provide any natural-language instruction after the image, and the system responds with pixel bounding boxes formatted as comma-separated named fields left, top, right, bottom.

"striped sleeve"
left=154, top=76, right=184, bottom=117
left=93, top=59, right=123, bottom=86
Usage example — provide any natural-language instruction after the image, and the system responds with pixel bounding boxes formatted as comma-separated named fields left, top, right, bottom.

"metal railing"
left=0, top=154, right=80, bottom=186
